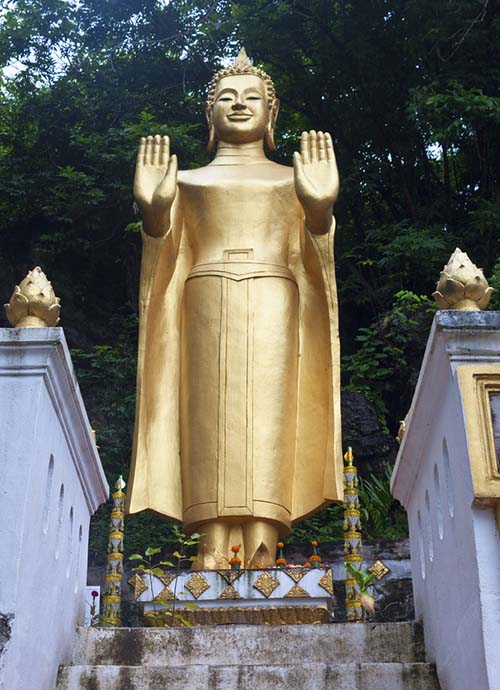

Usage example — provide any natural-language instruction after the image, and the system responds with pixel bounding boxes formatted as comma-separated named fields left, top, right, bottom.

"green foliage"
left=128, top=527, right=201, bottom=625
left=344, top=563, right=375, bottom=594
left=1, top=0, right=499, bottom=550
left=358, top=467, right=408, bottom=540
left=489, top=259, right=500, bottom=311
left=343, top=291, right=436, bottom=428
left=289, top=503, right=344, bottom=543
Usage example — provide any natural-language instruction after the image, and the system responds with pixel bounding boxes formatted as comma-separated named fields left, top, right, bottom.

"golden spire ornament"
left=433, top=248, right=493, bottom=311
left=343, top=447, right=363, bottom=622
left=4, top=266, right=61, bottom=327
left=102, top=476, right=126, bottom=626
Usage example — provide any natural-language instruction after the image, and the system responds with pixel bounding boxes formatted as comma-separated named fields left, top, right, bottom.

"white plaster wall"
left=392, top=311, right=500, bottom=690
left=0, top=328, right=108, bottom=690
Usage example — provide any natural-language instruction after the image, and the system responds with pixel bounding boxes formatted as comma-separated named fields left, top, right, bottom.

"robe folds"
left=126, top=191, right=343, bottom=532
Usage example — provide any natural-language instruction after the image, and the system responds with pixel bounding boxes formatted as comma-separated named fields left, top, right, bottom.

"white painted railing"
left=392, top=311, right=500, bottom=690
left=0, top=328, right=108, bottom=690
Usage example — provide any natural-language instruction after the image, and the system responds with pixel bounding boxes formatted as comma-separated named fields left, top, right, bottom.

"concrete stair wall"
left=56, top=622, right=440, bottom=690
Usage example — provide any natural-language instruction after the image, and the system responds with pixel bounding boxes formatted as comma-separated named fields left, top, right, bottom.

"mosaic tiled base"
left=129, top=567, right=334, bottom=626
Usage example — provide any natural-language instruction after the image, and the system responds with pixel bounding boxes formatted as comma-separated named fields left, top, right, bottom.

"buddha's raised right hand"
left=134, top=135, right=178, bottom=237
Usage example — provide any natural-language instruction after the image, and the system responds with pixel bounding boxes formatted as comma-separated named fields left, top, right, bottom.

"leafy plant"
left=344, top=562, right=376, bottom=594
left=345, top=562, right=376, bottom=616
left=128, top=527, right=201, bottom=626
left=358, top=466, right=408, bottom=540
left=343, top=291, right=436, bottom=430
left=289, top=503, right=344, bottom=543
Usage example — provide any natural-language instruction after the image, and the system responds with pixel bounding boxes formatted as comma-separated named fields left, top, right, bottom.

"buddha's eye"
left=217, top=96, right=233, bottom=102
left=247, top=96, right=261, bottom=101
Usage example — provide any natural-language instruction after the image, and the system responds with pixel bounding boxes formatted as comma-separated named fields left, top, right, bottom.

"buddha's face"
left=211, top=74, right=271, bottom=144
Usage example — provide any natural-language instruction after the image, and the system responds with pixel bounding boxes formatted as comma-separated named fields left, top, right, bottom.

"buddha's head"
left=206, top=48, right=280, bottom=151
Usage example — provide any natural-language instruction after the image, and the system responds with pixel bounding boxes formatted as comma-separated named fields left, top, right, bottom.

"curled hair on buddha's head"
left=205, top=47, right=279, bottom=152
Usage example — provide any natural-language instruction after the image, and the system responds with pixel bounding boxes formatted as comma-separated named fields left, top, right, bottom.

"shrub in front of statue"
left=129, top=528, right=201, bottom=626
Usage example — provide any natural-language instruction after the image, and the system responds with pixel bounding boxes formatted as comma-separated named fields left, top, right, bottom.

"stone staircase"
left=56, top=621, right=440, bottom=690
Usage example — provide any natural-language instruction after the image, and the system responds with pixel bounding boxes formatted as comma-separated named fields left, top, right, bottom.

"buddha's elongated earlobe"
left=265, top=98, right=280, bottom=151
left=207, top=124, right=216, bottom=152
left=205, top=106, right=216, bottom=152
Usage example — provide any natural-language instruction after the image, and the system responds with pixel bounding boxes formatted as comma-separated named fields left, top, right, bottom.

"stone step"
left=70, top=622, right=426, bottom=667
left=56, top=662, right=440, bottom=690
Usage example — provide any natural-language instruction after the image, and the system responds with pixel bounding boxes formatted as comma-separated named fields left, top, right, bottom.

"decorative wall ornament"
left=135, top=566, right=335, bottom=625
left=218, top=585, right=242, bottom=600
left=185, top=573, right=210, bottom=599
left=154, top=585, right=175, bottom=601
left=318, top=569, right=335, bottom=596
left=433, top=248, right=493, bottom=311
left=368, top=560, right=390, bottom=581
left=217, top=570, right=242, bottom=585
left=144, top=605, right=331, bottom=627
left=4, top=266, right=61, bottom=328
left=284, top=583, right=310, bottom=598
left=127, top=573, right=148, bottom=600
left=159, top=573, right=177, bottom=588
left=284, top=567, right=306, bottom=583
left=253, top=572, right=280, bottom=598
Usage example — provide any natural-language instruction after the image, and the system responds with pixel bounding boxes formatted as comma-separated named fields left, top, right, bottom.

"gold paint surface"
left=4, top=266, right=61, bottom=327
left=185, top=573, right=210, bottom=599
left=144, top=605, right=331, bottom=627
left=218, top=585, right=242, bottom=600
left=217, top=570, right=242, bottom=584
left=127, top=573, right=148, bottom=600
left=285, top=583, right=310, bottom=598
left=154, top=586, right=175, bottom=602
left=283, top=567, right=306, bottom=583
left=433, top=248, right=493, bottom=311
left=127, top=50, right=343, bottom=568
left=457, top=365, right=500, bottom=504
left=318, top=569, right=335, bottom=595
left=368, top=560, right=390, bottom=581
left=253, top=572, right=280, bottom=598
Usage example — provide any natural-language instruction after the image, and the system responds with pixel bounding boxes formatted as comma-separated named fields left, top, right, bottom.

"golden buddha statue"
left=126, top=49, right=343, bottom=568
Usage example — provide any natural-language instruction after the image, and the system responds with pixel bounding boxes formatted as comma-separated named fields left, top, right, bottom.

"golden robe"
left=126, top=168, right=343, bottom=532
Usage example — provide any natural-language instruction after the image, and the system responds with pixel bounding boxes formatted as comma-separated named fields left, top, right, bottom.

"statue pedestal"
left=0, top=328, right=108, bottom=690
left=392, top=311, right=500, bottom=690
left=128, top=567, right=335, bottom=626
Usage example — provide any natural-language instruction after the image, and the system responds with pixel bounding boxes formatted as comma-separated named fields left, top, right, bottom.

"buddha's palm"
left=134, top=135, right=178, bottom=236
left=293, top=131, right=339, bottom=230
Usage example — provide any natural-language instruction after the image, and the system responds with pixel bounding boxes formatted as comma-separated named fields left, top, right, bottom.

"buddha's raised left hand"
left=293, top=130, right=339, bottom=235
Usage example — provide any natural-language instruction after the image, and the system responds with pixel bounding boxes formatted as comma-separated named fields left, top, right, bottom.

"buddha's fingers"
left=309, top=130, right=317, bottom=162
left=145, top=135, right=154, bottom=166
left=153, top=135, right=161, bottom=166
left=318, top=131, right=326, bottom=162
left=160, top=136, right=170, bottom=166
left=325, top=133, right=335, bottom=162
left=300, top=132, right=310, bottom=165
left=138, top=137, right=146, bottom=166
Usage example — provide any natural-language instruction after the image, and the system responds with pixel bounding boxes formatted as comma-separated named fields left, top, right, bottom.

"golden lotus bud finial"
left=433, top=248, right=494, bottom=311
left=4, top=266, right=61, bottom=328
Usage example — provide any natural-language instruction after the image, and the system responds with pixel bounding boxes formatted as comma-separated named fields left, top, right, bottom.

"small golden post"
left=343, top=447, right=363, bottom=622
left=102, top=476, right=126, bottom=626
